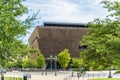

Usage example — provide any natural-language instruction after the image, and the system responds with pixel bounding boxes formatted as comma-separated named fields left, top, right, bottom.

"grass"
left=0, top=76, right=22, bottom=80
left=88, top=78, right=120, bottom=80
left=114, top=70, right=120, bottom=74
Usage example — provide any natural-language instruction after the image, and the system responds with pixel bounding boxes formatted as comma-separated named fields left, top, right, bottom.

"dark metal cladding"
left=28, top=22, right=88, bottom=59
left=44, top=22, right=88, bottom=28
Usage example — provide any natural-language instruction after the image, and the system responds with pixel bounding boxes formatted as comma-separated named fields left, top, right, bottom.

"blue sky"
left=21, top=0, right=115, bottom=43
left=22, top=0, right=108, bottom=24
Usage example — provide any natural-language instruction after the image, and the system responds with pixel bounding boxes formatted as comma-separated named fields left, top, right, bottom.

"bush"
left=114, top=70, right=120, bottom=74
left=71, top=58, right=84, bottom=71
left=14, top=59, right=23, bottom=68
left=6, top=62, right=15, bottom=69
left=22, top=59, right=37, bottom=68
left=36, top=54, right=45, bottom=68
left=58, top=49, right=71, bottom=69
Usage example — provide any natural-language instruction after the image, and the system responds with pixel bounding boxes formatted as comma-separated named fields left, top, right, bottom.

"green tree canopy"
left=71, top=58, right=84, bottom=70
left=22, top=59, right=37, bottom=68
left=80, top=0, right=120, bottom=69
left=6, top=59, right=23, bottom=69
left=0, top=0, right=37, bottom=66
left=6, top=62, right=15, bottom=69
left=58, top=49, right=71, bottom=69
left=36, top=54, right=45, bottom=68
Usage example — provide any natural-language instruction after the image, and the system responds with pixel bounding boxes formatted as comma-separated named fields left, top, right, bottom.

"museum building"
left=28, top=22, right=88, bottom=59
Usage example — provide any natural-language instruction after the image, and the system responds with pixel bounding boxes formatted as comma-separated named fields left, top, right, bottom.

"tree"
left=6, top=62, right=15, bottom=69
left=71, top=58, right=86, bottom=79
left=36, top=54, right=45, bottom=68
left=58, top=49, right=71, bottom=70
left=13, top=59, right=23, bottom=68
left=6, top=60, right=23, bottom=69
left=0, top=0, right=37, bottom=67
left=80, top=0, right=120, bottom=75
left=71, top=58, right=84, bottom=71
left=22, top=59, right=37, bottom=68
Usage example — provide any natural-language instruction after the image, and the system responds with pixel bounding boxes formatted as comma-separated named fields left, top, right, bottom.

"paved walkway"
left=4, top=70, right=119, bottom=80
left=31, top=75, right=87, bottom=80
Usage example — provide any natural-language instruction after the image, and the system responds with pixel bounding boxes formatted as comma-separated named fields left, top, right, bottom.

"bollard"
left=98, top=73, right=100, bottom=78
left=42, top=70, right=44, bottom=76
left=88, top=74, right=89, bottom=79
left=92, top=74, right=94, bottom=78
left=45, top=71, right=47, bottom=76
left=71, top=72, right=73, bottom=77
left=55, top=71, right=57, bottom=76
left=23, top=74, right=27, bottom=80
left=1, top=74, right=4, bottom=80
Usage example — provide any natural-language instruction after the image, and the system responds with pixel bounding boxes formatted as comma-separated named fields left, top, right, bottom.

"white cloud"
left=23, top=0, right=116, bottom=43
left=23, top=0, right=109, bottom=23
left=23, top=0, right=120, bottom=21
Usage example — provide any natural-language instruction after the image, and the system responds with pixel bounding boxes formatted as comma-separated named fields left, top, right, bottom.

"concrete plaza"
left=4, top=70, right=120, bottom=80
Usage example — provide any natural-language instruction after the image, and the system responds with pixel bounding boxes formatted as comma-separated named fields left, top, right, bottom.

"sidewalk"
left=5, top=70, right=118, bottom=80
left=31, top=75, right=88, bottom=80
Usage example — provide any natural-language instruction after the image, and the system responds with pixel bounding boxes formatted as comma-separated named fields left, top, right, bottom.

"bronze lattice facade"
left=28, top=22, right=88, bottom=58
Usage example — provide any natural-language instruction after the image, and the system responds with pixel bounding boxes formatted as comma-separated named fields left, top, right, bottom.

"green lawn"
left=88, top=78, right=120, bottom=80
left=0, top=76, right=22, bottom=80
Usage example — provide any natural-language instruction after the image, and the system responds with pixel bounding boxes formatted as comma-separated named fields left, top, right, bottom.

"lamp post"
left=55, top=56, right=57, bottom=76
left=108, top=67, right=112, bottom=78
left=50, top=55, right=53, bottom=71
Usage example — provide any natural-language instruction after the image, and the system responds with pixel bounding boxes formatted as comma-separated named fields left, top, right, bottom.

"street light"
left=50, top=55, right=53, bottom=71
left=54, top=56, right=57, bottom=76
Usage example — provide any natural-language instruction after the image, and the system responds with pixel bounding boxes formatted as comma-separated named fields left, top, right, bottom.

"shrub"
left=36, top=54, right=45, bottom=68
left=22, top=59, right=37, bottom=68
left=58, top=49, right=71, bottom=70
